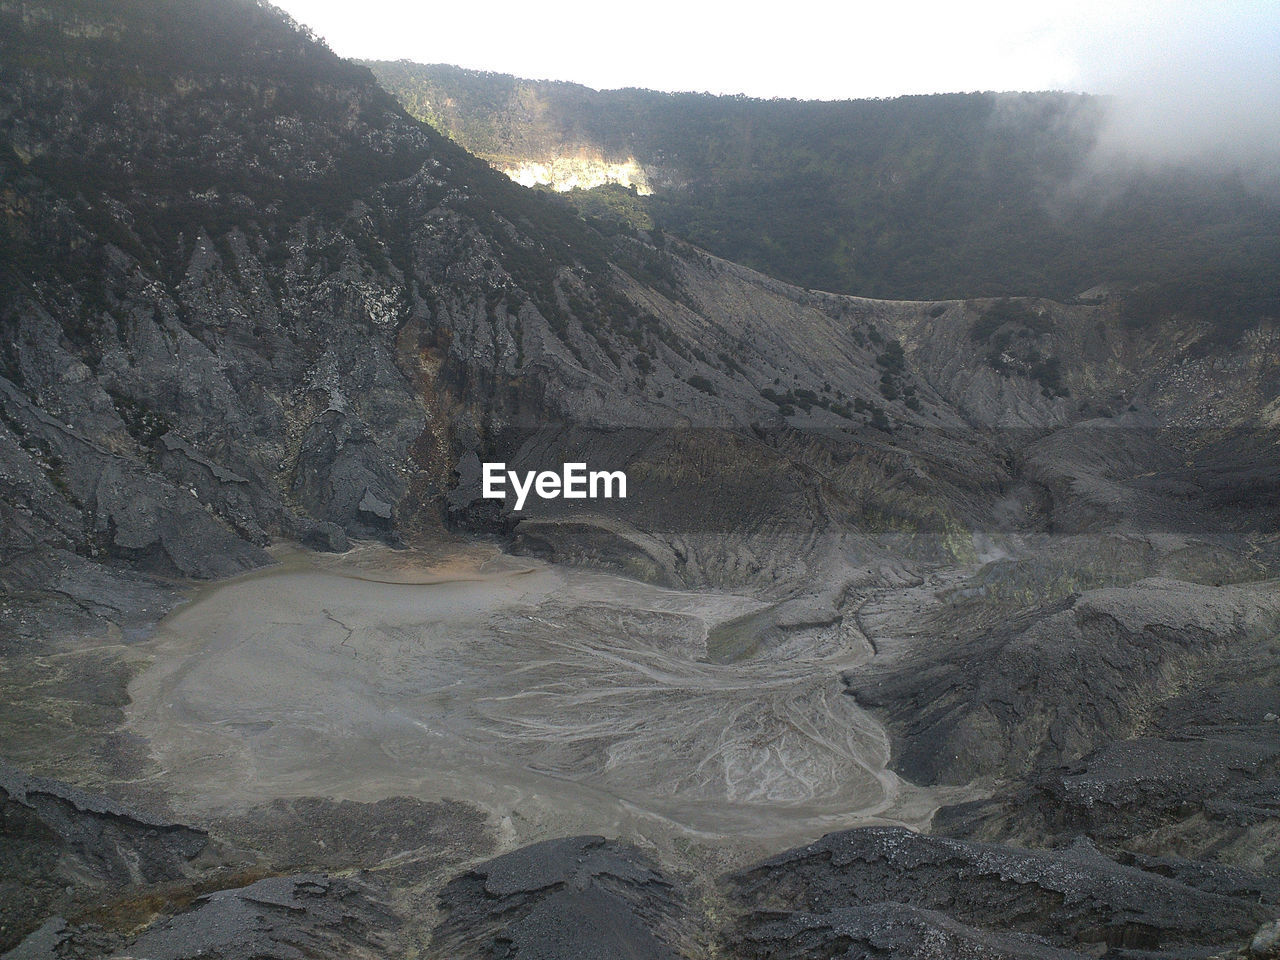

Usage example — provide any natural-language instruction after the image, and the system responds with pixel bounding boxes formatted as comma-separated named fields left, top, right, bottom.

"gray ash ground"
left=4, top=535, right=1280, bottom=959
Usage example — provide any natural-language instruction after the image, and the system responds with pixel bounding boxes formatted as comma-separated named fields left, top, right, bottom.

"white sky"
left=270, top=0, right=1278, bottom=101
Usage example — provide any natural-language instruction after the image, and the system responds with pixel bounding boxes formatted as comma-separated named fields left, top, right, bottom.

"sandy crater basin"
left=126, top=543, right=936, bottom=849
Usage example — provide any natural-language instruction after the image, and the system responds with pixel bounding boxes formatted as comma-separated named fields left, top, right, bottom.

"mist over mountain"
left=370, top=60, right=1280, bottom=322
left=1074, top=1, right=1280, bottom=180
left=3, top=2, right=1280, bottom=959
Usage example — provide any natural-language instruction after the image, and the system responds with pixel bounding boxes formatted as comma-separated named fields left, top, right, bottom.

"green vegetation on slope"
left=369, top=61, right=1280, bottom=330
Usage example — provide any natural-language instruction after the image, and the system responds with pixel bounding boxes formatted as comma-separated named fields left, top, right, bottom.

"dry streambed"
left=124, top=543, right=941, bottom=853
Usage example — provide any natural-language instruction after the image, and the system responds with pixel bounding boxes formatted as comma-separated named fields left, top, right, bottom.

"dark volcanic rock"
left=934, top=674, right=1280, bottom=873
left=432, top=835, right=689, bottom=959
left=0, top=547, right=180, bottom=650
left=0, top=380, right=271, bottom=580
left=0, top=762, right=207, bottom=952
left=214, top=794, right=492, bottom=874
left=124, top=873, right=398, bottom=960
left=846, top=578, right=1280, bottom=785
left=730, top=903, right=1090, bottom=960
left=727, top=826, right=1272, bottom=958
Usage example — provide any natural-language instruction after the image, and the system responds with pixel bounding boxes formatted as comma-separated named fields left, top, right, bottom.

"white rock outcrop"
left=497, top=155, right=652, bottom=194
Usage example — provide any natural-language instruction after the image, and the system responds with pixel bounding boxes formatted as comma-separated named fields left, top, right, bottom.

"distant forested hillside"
left=368, top=61, right=1280, bottom=323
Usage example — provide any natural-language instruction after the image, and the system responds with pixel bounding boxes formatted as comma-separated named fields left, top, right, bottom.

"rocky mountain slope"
left=4, top=0, right=1277, bottom=593
left=2, top=1, right=1280, bottom=958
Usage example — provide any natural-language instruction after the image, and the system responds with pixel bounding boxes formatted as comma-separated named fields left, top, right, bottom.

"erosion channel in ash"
left=125, top=542, right=944, bottom=855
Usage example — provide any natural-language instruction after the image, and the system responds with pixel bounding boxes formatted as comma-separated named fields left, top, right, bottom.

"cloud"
left=1073, top=1, right=1280, bottom=176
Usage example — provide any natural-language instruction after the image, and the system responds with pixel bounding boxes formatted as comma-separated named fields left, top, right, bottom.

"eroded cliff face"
left=0, top=0, right=1012, bottom=588
left=6, top=2, right=1274, bottom=594
left=0, top=0, right=667, bottom=581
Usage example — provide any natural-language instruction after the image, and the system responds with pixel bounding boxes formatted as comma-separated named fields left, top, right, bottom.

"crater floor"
left=124, top=543, right=944, bottom=853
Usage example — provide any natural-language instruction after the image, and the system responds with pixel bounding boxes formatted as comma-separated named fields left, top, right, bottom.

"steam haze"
left=1076, top=2, right=1280, bottom=178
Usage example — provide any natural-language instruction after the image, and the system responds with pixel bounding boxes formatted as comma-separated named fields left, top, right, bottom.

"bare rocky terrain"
left=3, top=1, right=1280, bottom=958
